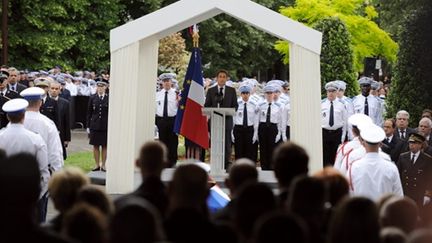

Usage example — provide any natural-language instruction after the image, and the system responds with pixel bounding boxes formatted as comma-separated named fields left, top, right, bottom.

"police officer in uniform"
left=232, top=85, right=259, bottom=161
left=0, top=71, right=21, bottom=128
left=322, top=81, right=347, bottom=166
left=258, top=85, right=283, bottom=170
left=397, top=133, right=432, bottom=208
left=0, top=98, right=49, bottom=222
left=352, top=77, right=383, bottom=126
left=86, top=79, right=109, bottom=171
left=156, top=73, right=179, bottom=167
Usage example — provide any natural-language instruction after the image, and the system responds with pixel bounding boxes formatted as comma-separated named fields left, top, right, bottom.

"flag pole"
left=192, top=24, right=199, bottom=48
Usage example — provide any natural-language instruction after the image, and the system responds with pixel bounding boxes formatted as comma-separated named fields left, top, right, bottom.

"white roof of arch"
left=110, top=0, right=322, bottom=54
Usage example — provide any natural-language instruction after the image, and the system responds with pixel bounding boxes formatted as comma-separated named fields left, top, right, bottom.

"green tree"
left=6, top=0, right=122, bottom=71
left=275, top=0, right=398, bottom=72
left=314, top=17, right=358, bottom=96
left=386, top=3, right=432, bottom=123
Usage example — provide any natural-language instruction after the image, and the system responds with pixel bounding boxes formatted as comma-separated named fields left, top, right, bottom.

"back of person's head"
left=272, top=142, right=309, bottom=189
left=62, top=203, right=107, bottom=243
left=136, top=141, right=168, bottom=176
left=380, top=227, right=407, bottom=243
left=253, top=211, right=309, bottom=243
left=407, top=229, right=432, bottom=243
left=287, top=176, right=326, bottom=217
left=313, top=167, right=349, bottom=207
left=168, top=163, right=209, bottom=213
left=0, top=153, right=40, bottom=216
left=328, top=197, right=380, bottom=243
left=110, top=196, right=164, bottom=243
left=49, top=167, right=90, bottom=213
left=380, top=197, right=419, bottom=234
left=226, top=158, right=258, bottom=196
left=76, top=185, right=113, bottom=216
left=235, top=182, right=276, bottom=240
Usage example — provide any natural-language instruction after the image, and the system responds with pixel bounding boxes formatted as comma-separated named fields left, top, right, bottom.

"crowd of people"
left=1, top=64, right=432, bottom=242
left=2, top=140, right=432, bottom=243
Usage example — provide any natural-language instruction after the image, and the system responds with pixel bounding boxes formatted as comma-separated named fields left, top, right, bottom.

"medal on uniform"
left=323, top=112, right=326, bottom=117
left=238, top=112, right=242, bottom=116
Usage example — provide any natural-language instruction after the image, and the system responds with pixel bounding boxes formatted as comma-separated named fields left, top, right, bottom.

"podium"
left=202, top=107, right=236, bottom=176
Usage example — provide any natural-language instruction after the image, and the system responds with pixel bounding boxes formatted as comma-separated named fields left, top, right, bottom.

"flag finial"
left=192, top=24, right=199, bottom=47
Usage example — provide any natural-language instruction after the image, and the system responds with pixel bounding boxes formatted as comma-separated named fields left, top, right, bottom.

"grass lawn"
left=64, top=151, right=94, bottom=172
left=65, top=139, right=188, bottom=172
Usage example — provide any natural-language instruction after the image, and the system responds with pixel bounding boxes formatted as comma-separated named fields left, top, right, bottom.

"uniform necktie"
left=411, top=154, right=416, bottom=164
left=364, top=97, right=369, bottom=115
left=243, top=103, right=248, bottom=127
left=329, top=101, right=334, bottom=127
left=163, top=91, right=168, bottom=118
left=11, top=86, right=15, bottom=92
left=266, top=103, right=271, bottom=126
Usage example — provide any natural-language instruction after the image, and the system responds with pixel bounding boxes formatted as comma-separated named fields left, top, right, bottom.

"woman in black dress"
left=86, top=78, right=109, bottom=171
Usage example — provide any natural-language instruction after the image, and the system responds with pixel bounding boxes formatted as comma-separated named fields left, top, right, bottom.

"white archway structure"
left=107, top=0, right=323, bottom=193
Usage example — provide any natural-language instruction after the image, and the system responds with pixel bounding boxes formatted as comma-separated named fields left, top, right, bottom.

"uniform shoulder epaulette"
left=237, top=98, right=243, bottom=104
left=249, top=100, right=256, bottom=106
left=338, top=98, right=346, bottom=105
left=344, top=96, right=352, bottom=102
left=259, top=101, right=267, bottom=107
left=274, top=101, right=282, bottom=107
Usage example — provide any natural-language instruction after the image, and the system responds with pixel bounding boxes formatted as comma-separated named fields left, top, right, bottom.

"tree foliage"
left=275, top=0, right=398, bottom=72
left=386, top=3, right=432, bottom=124
left=158, top=32, right=189, bottom=83
left=314, top=17, right=358, bottom=96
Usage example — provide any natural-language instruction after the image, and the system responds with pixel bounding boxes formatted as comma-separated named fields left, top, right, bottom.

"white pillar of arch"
left=106, top=37, right=159, bottom=194
left=289, top=43, right=323, bottom=174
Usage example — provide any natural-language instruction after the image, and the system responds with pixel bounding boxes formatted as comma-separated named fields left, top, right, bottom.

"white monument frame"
left=107, top=0, right=323, bottom=193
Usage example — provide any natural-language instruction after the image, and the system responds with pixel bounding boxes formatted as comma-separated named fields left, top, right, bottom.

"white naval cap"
left=2, top=98, right=29, bottom=115
left=325, top=81, right=338, bottom=91
left=20, top=87, right=45, bottom=101
left=360, top=123, right=385, bottom=143
left=348, top=113, right=373, bottom=128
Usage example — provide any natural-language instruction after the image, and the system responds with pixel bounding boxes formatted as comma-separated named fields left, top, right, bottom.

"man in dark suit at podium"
left=205, top=70, right=238, bottom=169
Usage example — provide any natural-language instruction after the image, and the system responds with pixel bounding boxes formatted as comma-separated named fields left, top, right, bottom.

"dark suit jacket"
left=86, top=94, right=109, bottom=131
left=7, top=83, right=27, bottom=93
left=382, top=136, right=404, bottom=162
left=41, top=96, right=60, bottom=129
left=0, top=90, right=21, bottom=128
left=59, top=89, right=71, bottom=102
left=55, top=97, right=71, bottom=142
left=204, top=85, right=238, bottom=110
left=394, top=127, right=416, bottom=141
left=397, top=151, right=432, bottom=206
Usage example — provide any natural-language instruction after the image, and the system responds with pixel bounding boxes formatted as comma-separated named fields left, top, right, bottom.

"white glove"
left=231, top=132, right=235, bottom=143
left=252, top=132, right=258, bottom=144
left=424, top=196, right=431, bottom=206
left=282, top=135, right=288, bottom=142
left=86, top=128, right=90, bottom=134
left=275, top=132, right=281, bottom=143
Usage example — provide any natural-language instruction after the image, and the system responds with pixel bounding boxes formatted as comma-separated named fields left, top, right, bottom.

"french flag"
left=174, top=47, right=209, bottom=149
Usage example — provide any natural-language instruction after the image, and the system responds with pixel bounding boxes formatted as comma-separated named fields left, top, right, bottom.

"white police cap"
left=226, top=80, right=234, bottom=87
left=348, top=113, right=373, bottom=128
left=239, top=85, right=251, bottom=93
left=159, top=73, right=175, bottom=81
left=371, top=81, right=380, bottom=90
left=263, top=85, right=277, bottom=93
left=334, top=80, right=347, bottom=90
left=360, top=123, right=385, bottom=143
left=20, top=87, right=45, bottom=101
left=358, top=77, right=372, bottom=85
left=2, top=98, right=29, bottom=114
left=325, top=81, right=338, bottom=91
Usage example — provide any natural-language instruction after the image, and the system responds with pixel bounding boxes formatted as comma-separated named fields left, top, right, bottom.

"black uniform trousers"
left=233, top=125, right=255, bottom=161
left=322, top=128, right=342, bottom=167
left=258, top=123, right=279, bottom=170
left=156, top=116, right=178, bottom=167
left=286, top=125, right=291, bottom=140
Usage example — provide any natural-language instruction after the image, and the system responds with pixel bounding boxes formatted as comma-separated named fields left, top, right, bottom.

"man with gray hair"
left=418, top=117, right=432, bottom=146
left=394, top=110, right=415, bottom=141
